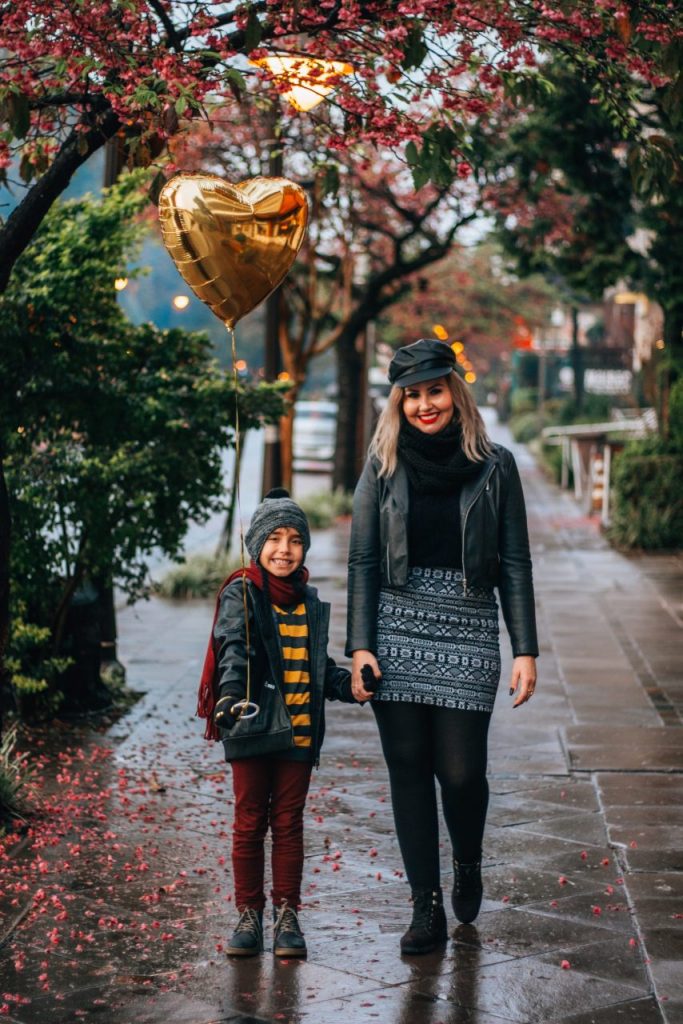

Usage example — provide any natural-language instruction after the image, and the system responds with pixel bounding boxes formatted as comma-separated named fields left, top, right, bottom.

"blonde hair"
left=368, top=372, right=493, bottom=477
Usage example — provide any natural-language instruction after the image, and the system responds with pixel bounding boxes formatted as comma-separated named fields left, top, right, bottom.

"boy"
left=198, top=489, right=354, bottom=957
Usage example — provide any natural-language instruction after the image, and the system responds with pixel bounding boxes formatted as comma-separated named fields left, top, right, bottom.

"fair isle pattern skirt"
left=375, top=567, right=501, bottom=712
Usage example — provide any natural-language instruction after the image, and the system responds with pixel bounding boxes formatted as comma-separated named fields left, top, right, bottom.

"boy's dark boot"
left=452, top=857, right=483, bottom=924
left=400, top=888, right=448, bottom=955
left=273, top=901, right=307, bottom=958
left=225, top=907, right=264, bottom=956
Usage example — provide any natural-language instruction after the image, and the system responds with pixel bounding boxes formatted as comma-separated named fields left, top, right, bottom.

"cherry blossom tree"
left=1, top=1, right=679, bottom=293
left=0, top=1, right=679, bottom=694
left=384, top=239, right=561, bottom=374
left=176, top=109, right=479, bottom=488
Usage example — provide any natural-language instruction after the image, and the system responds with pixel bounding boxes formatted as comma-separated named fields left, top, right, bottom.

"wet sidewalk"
left=1, top=421, right=681, bottom=1024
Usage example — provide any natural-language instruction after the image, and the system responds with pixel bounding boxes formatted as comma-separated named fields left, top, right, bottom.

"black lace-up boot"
left=400, top=888, right=448, bottom=955
left=452, top=857, right=483, bottom=924
left=225, top=907, right=264, bottom=956
left=273, top=902, right=307, bottom=958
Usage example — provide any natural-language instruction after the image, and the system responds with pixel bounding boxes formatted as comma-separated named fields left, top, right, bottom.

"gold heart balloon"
left=158, top=173, right=308, bottom=328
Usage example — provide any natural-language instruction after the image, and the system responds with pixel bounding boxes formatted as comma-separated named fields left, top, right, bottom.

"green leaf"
left=321, top=163, right=340, bottom=197
left=245, top=6, right=263, bottom=52
left=18, top=152, right=34, bottom=184
left=405, top=141, right=419, bottom=166
left=148, top=169, right=167, bottom=205
left=401, top=26, right=428, bottom=70
left=7, top=92, right=30, bottom=140
left=411, top=164, right=430, bottom=191
left=174, top=95, right=188, bottom=115
left=226, top=68, right=247, bottom=95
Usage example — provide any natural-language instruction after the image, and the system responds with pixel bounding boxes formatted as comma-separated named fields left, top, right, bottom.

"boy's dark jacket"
left=214, top=578, right=354, bottom=762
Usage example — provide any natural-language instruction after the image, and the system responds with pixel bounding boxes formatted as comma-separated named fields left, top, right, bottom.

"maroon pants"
left=231, top=757, right=313, bottom=912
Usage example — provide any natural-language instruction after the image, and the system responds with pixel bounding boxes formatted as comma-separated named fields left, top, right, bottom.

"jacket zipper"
left=461, top=464, right=497, bottom=594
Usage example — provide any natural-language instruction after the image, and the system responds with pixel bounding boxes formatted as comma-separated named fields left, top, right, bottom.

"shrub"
left=156, top=552, right=241, bottom=600
left=0, top=726, right=34, bottom=825
left=669, top=377, right=683, bottom=451
left=609, top=442, right=683, bottom=549
left=6, top=612, right=70, bottom=719
left=557, top=394, right=615, bottom=425
left=510, top=388, right=538, bottom=416
left=298, top=489, right=354, bottom=529
left=510, top=411, right=549, bottom=443
left=535, top=440, right=565, bottom=485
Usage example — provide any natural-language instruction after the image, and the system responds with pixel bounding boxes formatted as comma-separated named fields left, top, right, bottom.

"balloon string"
left=228, top=324, right=252, bottom=719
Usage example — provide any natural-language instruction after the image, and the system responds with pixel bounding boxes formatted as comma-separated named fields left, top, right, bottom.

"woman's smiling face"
left=402, top=376, right=455, bottom=434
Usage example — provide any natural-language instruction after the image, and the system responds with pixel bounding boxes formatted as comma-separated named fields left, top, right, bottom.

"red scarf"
left=196, top=561, right=309, bottom=740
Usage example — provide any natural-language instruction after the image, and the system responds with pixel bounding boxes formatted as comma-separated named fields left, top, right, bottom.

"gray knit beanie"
left=245, top=488, right=311, bottom=563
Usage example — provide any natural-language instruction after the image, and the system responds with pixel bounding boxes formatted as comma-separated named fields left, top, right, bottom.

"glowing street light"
left=250, top=53, right=353, bottom=113
left=432, top=324, right=449, bottom=340
left=114, top=277, right=128, bottom=291
left=249, top=52, right=353, bottom=495
left=465, top=371, right=477, bottom=384
left=451, top=341, right=464, bottom=355
left=172, top=294, right=190, bottom=310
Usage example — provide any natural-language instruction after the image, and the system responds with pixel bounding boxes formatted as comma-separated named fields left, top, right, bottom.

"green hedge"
left=510, top=411, right=549, bottom=443
left=610, top=445, right=683, bottom=549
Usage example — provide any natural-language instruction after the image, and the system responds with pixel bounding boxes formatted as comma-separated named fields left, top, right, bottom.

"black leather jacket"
left=346, top=444, right=538, bottom=659
left=215, top=579, right=354, bottom=762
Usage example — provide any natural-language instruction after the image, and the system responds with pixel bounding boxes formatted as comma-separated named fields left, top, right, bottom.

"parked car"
left=293, top=400, right=338, bottom=470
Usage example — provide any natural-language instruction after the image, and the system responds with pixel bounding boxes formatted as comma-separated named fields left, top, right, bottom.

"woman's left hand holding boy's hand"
left=351, top=650, right=381, bottom=702
left=509, top=656, right=537, bottom=708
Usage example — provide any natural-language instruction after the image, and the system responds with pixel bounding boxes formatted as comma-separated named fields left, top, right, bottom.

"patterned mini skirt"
left=374, top=566, right=501, bottom=713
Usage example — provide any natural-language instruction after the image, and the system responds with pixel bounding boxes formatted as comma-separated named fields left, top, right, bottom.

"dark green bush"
left=298, top=489, right=354, bottom=528
left=510, top=388, right=538, bottom=416
left=537, top=441, right=565, bottom=485
left=510, top=411, right=549, bottom=443
left=669, top=377, right=683, bottom=451
left=157, top=553, right=240, bottom=600
left=610, top=442, right=683, bottom=549
left=557, top=394, right=615, bottom=425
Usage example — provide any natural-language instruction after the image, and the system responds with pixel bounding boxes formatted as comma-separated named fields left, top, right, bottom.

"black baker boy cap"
left=387, top=338, right=456, bottom=388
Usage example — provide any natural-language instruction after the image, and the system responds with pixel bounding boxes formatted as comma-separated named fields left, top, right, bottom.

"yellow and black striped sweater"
left=273, top=602, right=313, bottom=760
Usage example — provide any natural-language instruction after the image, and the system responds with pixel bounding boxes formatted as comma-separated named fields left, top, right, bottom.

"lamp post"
left=250, top=54, right=352, bottom=496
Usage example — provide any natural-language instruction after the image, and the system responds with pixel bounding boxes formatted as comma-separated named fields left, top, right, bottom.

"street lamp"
left=250, top=54, right=353, bottom=113
left=249, top=53, right=352, bottom=496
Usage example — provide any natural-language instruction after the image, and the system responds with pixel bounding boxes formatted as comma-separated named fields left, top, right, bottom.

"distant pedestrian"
left=347, top=339, right=538, bottom=955
left=198, top=489, right=355, bottom=958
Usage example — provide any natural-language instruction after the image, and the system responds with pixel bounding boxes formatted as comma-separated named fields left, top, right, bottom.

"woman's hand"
left=352, top=650, right=381, bottom=703
left=509, top=656, right=537, bottom=708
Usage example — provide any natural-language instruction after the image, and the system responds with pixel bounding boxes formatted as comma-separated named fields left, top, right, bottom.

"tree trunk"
left=0, top=453, right=12, bottom=734
left=570, top=305, right=584, bottom=411
left=333, top=327, right=365, bottom=492
left=0, top=110, right=120, bottom=294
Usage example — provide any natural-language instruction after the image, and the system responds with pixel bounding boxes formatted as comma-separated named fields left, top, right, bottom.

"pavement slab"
left=2, top=417, right=682, bottom=1023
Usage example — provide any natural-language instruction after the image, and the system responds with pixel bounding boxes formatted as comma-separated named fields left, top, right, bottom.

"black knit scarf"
left=398, top=419, right=483, bottom=492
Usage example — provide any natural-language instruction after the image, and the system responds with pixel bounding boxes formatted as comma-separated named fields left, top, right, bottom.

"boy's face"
left=259, top=526, right=304, bottom=577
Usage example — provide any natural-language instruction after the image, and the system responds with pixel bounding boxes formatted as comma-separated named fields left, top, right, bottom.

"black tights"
left=373, top=702, right=491, bottom=890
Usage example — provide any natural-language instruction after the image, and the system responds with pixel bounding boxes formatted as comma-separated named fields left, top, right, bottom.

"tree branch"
left=0, top=108, right=120, bottom=293
left=149, top=0, right=184, bottom=51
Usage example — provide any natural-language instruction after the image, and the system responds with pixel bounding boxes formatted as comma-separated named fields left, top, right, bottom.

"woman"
left=347, top=338, right=538, bottom=955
